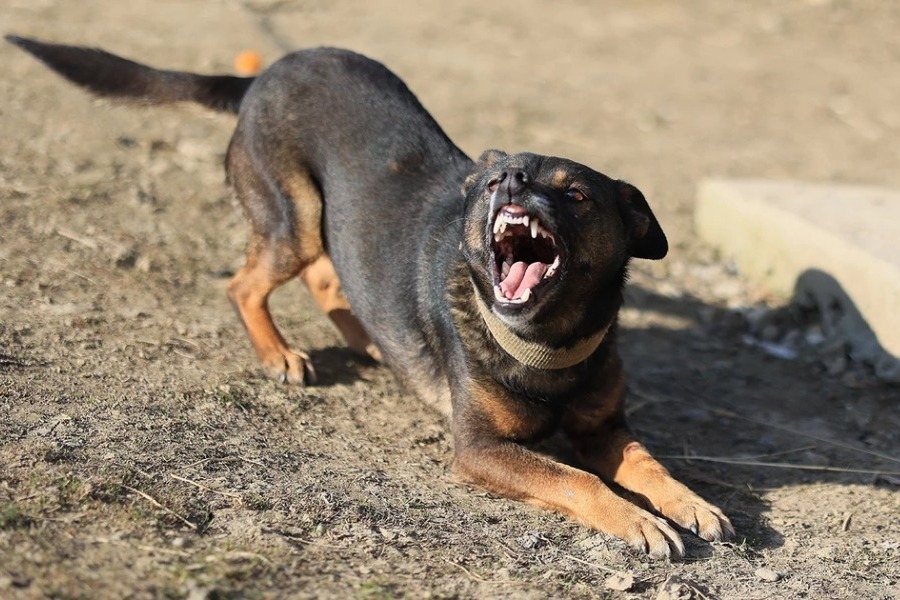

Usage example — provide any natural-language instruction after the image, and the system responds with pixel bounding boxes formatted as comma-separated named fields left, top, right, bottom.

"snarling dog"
left=7, top=35, right=734, bottom=558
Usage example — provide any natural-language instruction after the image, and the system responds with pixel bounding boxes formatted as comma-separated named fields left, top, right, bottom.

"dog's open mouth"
left=490, top=204, right=561, bottom=305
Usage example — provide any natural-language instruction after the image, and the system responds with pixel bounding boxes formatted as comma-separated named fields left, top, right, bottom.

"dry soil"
left=1, top=1, right=899, bottom=598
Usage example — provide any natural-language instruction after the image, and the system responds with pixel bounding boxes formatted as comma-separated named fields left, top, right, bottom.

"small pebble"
left=755, top=567, right=781, bottom=582
left=605, top=571, right=635, bottom=592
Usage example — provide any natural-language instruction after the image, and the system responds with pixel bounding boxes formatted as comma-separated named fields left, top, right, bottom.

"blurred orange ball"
left=234, top=50, right=263, bottom=76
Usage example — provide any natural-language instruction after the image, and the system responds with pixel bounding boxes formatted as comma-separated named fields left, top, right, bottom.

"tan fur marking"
left=281, top=171, right=325, bottom=260
left=227, top=250, right=312, bottom=384
left=550, top=169, right=569, bottom=188
left=300, top=255, right=381, bottom=362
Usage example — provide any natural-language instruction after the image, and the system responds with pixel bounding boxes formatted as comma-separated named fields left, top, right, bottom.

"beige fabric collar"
left=472, top=284, right=608, bottom=370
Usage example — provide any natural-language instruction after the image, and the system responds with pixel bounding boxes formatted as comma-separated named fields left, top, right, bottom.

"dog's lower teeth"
left=520, top=288, right=532, bottom=302
left=494, top=286, right=504, bottom=301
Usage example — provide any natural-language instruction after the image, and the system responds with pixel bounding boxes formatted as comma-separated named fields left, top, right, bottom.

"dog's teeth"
left=522, top=215, right=530, bottom=228
left=520, top=288, right=532, bottom=302
left=493, top=218, right=502, bottom=235
left=530, top=219, right=539, bottom=238
left=544, top=255, right=560, bottom=279
left=494, top=286, right=504, bottom=301
left=501, top=262, right=510, bottom=278
left=500, top=221, right=508, bottom=234
left=494, top=233, right=502, bottom=242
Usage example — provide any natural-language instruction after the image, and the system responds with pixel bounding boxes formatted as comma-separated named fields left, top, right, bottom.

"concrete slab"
left=695, top=178, right=900, bottom=381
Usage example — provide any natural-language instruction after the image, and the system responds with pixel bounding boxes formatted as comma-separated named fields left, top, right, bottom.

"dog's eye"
left=566, top=188, right=587, bottom=202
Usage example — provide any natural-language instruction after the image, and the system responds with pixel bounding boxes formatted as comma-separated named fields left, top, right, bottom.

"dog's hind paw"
left=262, top=349, right=316, bottom=385
left=363, top=343, right=383, bottom=363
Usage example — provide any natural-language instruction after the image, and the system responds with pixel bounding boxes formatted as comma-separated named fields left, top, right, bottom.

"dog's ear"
left=462, top=149, right=508, bottom=195
left=616, top=181, right=668, bottom=260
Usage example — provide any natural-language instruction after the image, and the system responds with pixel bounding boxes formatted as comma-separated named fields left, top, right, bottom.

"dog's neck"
left=472, top=285, right=608, bottom=370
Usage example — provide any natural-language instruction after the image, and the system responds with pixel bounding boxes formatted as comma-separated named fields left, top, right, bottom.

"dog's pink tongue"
left=500, top=261, right=548, bottom=299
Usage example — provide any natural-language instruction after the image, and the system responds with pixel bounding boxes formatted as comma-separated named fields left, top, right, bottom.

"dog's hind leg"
left=225, top=129, right=379, bottom=382
left=274, top=166, right=381, bottom=364
left=225, top=135, right=322, bottom=384
left=300, top=255, right=382, bottom=363
left=227, top=244, right=314, bottom=384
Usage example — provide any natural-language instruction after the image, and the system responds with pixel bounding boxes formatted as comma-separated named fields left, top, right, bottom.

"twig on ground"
left=169, top=474, right=243, bottom=499
left=170, top=336, right=202, bottom=349
left=217, top=550, right=272, bottom=564
left=659, top=455, right=900, bottom=477
left=709, top=406, right=900, bottom=465
left=65, top=270, right=98, bottom=285
left=182, top=455, right=265, bottom=469
left=631, top=388, right=900, bottom=465
left=56, top=228, right=99, bottom=249
left=136, top=544, right=191, bottom=557
left=121, top=484, right=197, bottom=530
left=560, top=551, right=619, bottom=574
left=442, top=557, right=488, bottom=582
left=841, top=512, right=853, bottom=532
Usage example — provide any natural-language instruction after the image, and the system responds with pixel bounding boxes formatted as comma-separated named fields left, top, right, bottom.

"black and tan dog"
left=7, top=35, right=733, bottom=558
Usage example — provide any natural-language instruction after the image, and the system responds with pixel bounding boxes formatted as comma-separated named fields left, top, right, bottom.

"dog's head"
left=461, top=150, right=666, bottom=342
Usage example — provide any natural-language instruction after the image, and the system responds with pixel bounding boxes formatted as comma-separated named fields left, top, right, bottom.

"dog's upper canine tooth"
left=493, top=218, right=502, bottom=235
left=530, top=219, right=539, bottom=238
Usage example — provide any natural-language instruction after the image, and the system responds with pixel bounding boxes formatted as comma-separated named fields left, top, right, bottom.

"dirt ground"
left=2, top=1, right=899, bottom=598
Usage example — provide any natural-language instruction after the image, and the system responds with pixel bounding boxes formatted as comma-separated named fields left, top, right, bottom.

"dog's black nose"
left=499, top=168, right=529, bottom=197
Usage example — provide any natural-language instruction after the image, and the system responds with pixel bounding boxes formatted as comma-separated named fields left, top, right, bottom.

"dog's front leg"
left=450, top=381, right=684, bottom=559
left=563, top=375, right=735, bottom=543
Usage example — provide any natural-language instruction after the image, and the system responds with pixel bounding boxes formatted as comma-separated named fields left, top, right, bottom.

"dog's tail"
left=6, top=35, right=253, bottom=114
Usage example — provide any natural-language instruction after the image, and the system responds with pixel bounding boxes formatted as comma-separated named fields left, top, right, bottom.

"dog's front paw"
left=591, top=498, right=685, bottom=560
left=657, top=493, right=734, bottom=542
left=262, top=349, right=316, bottom=385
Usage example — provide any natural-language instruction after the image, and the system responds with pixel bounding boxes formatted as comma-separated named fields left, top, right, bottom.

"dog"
left=7, top=35, right=734, bottom=558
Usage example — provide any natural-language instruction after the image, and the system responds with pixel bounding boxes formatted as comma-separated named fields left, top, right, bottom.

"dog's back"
left=9, top=36, right=469, bottom=403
